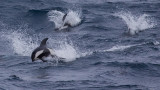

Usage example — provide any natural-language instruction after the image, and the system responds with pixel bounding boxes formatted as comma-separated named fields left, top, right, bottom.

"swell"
left=93, top=61, right=160, bottom=67
left=28, top=80, right=146, bottom=90
left=92, top=61, right=160, bottom=77
left=28, top=7, right=67, bottom=13
left=87, top=85, right=147, bottom=90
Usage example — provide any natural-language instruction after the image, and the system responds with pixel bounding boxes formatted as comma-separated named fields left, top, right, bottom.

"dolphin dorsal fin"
left=62, top=13, right=67, bottom=21
left=40, top=38, right=48, bottom=47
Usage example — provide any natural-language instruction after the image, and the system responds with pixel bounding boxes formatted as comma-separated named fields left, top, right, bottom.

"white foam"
left=48, top=39, right=92, bottom=62
left=105, top=45, right=133, bottom=52
left=54, top=43, right=79, bottom=62
left=103, top=43, right=144, bottom=52
left=4, top=31, right=39, bottom=56
left=48, top=10, right=81, bottom=30
left=0, top=24, right=39, bottom=56
left=153, top=41, right=160, bottom=45
left=63, top=10, right=81, bottom=27
left=114, top=11, right=156, bottom=35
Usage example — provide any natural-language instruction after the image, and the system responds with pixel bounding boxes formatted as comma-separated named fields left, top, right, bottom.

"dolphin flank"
left=31, top=38, right=56, bottom=62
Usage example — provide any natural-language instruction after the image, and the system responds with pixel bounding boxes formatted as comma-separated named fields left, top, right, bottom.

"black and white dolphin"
left=31, top=38, right=55, bottom=62
left=62, top=13, right=71, bottom=27
left=54, top=13, right=71, bottom=30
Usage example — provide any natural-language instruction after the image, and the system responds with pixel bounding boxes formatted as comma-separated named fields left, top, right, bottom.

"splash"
left=114, top=11, right=156, bottom=35
left=48, top=10, right=65, bottom=29
left=0, top=23, right=90, bottom=62
left=4, top=31, right=81, bottom=61
left=48, top=10, right=81, bottom=30
left=63, top=10, right=81, bottom=27
left=48, top=38, right=92, bottom=62
left=4, top=31, right=39, bottom=56
left=0, top=23, right=39, bottom=56
left=54, top=42, right=80, bottom=62
left=2, top=30, right=90, bottom=62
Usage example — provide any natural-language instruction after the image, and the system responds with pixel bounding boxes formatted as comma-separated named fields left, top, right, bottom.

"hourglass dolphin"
left=31, top=38, right=56, bottom=62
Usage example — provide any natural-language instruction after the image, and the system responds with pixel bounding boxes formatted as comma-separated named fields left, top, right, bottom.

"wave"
left=114, top=11, right=156, bottom=35
left=48, top=10, right=81, bottom=30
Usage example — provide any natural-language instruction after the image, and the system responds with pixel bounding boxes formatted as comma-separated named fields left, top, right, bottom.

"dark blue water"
left=0, top=0, right=160, bottom=90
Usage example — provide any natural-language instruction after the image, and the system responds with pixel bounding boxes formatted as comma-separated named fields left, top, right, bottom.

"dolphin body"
left=31, top=38, right=56, bottom=62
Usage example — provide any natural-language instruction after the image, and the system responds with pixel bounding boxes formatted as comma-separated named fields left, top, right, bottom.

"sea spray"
left=2, top=30, right=91, bottom=62
left=54, top=41, right=80, bottom=62
left=48, top=10, right=65, bottom=29
left=114, top=11, right=156, bottom=35
left=4, top=31, right=39, bottom=56
left=63, top=10, right=81, bottom=27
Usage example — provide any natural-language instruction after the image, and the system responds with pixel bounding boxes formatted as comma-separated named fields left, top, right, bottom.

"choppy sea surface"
left=0, top=0, right=160, bottom=90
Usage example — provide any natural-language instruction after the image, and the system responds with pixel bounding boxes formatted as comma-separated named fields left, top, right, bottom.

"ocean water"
left=0, top=0, right=160, bottom=90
